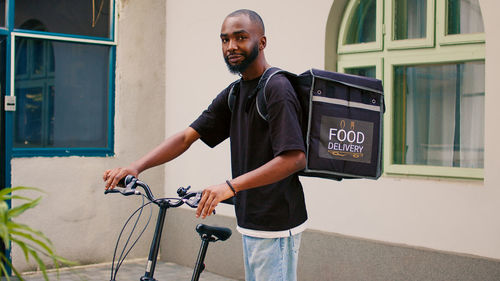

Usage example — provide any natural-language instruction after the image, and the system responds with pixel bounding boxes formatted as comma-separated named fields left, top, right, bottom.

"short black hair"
left=227, top=9, right=265, bottom=34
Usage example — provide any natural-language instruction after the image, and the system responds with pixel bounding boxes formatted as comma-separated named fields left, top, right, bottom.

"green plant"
left=0, top=186, right=73, bottom=281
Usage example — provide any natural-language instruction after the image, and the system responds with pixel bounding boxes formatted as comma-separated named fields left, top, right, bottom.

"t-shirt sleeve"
left=265, top=75, right=305, bottom=157
left=190, top=88, right=232, bottom=148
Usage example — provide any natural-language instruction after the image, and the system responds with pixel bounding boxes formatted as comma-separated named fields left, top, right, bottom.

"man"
left=103, top=9, right=307, bottom=281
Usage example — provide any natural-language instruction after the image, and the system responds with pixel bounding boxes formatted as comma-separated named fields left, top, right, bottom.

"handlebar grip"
left=104, top=188, right=121, bottom=194
left=123, top=175, right=137, bottom=186
left=114, top=174, right=137, bottom=188
left=117, top=178, right=125, bottom=187
left=104, top=187, right=139, bottom=196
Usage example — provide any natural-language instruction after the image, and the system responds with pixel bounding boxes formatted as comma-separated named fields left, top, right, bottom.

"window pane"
left=15, top=0, right=111, bottom=38
left=14, top=38, right=110, bottom=148
left=0, top=37, right=5, bottom=96
left=345, top=66, right=376, bottom=78
left=394, top=0, right=426, bottom=40
left=345, top=0, right=376, bottom=44
left=0, top=37, right=4, bottom=185
left=0, top=0, right=5, bottom=27
left=447, top=0, right=484, bottom=35
left=393, top=62, right=484, bottom=168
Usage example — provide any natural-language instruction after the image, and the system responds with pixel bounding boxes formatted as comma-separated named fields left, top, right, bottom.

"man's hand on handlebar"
left=103, top=167, right=139, bottom=190
left=196, top=182, right=234, bottom=219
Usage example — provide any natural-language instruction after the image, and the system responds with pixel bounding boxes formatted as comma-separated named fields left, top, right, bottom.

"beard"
left=224, top=42, right=260, bottom=75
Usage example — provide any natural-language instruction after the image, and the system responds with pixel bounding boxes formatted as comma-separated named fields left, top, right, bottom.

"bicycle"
left=104, top=175, right=232, bottom=281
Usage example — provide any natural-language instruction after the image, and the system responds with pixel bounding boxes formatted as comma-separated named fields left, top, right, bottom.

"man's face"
left=220, top=15, right=263, bottom=75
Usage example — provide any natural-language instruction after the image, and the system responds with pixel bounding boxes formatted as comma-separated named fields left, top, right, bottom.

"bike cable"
left=110, top=194, right=153, bottom=281
left=109, top=196, right=185, bottom=280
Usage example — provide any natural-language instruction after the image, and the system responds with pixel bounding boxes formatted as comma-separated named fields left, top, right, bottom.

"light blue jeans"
left=242, top=233, right=302, bottom=281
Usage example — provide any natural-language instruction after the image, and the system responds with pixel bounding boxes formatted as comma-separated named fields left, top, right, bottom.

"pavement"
left=18, top=259, right=240, bottom=281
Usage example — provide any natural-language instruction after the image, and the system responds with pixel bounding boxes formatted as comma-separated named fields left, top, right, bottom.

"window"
left=394, top=0, right=427, bottom=40
left=14, top=38, right=111, bottom=149
left=338, top=0, right=383, bottom=53
left=336, top=0, right=485, bottom=179
left=0, top=0, right=4, bottom=27
left=447, top=0, right=484, bottom=35
left=0, top=36, right=6, bottom=187
left=344, top=66, right=376, bottom=79
left=393, top=62, right=484, bottom=169
left=437, top=0, right=484, bottom=44
left=0, top=0, right=116, bottom=157
left=345, top=0, right=376, bottom=44
left=14, top=0, right=111, bottom=38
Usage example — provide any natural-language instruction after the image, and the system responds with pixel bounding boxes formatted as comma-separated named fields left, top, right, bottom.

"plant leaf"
left=11, top=231, right=55, bottom=257
left=0, top=253, right=11, bottom=281
left=0, top=252, right=24, bottom=281
left=29, top=248, right=49, bottom=281
left=4, top=194, right=37, bottom=202
left=0, top=186, right=43, bottom=200
left=0, top=201, right=10, bottom=248
left=14, top=236, right=31, bottom=262
left=0, top=186, right=73, bottom=280
left=8, top=197, right=41, bottom=218
left=8, top=221, right=53, bottom=246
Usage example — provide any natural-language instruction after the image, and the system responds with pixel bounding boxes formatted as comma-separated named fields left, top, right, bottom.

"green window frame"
left=335, top=0, right=485, bottom=180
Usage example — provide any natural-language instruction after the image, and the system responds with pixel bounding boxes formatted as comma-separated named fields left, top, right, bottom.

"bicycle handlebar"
left=104, top=175, right=226, bottom=281
left=104, top=175, right=203, bottom=209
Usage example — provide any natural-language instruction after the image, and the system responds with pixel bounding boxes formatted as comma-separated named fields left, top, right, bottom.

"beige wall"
left=164, top=0, right=500, bottom=261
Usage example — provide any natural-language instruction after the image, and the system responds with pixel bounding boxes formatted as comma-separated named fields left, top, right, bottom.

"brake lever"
left=182, top=192, right=215, bottom=214
left=104, top=187, right=140, bottom=196
left=104, top=175, right=140, bottom=196
left=182, top=192, right=202, bottom=208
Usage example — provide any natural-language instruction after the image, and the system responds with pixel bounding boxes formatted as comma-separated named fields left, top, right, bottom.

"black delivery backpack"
left=228, top=67, right=384, bottom=180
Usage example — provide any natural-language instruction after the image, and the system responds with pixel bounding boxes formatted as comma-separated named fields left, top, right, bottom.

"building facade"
left=6, top=0, right=500, bottom=280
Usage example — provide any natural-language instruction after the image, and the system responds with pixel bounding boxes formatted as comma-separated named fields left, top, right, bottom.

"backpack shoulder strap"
left=228, top=67, right=293, bottom=119
left=227, top=79, right=241, bottom=113
left=255, top=67, right=294, bottom=121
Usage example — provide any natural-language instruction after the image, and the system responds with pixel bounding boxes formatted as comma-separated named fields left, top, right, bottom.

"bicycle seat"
left=196, top=224, right=232, bottom=241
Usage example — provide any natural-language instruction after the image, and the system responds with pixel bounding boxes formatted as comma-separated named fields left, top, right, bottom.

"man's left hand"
left=196, top=182, right=234, bottom=219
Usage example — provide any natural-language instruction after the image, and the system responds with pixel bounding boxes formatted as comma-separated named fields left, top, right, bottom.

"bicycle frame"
left=140, top=199, right=212, bottom=281
left=140, top=200, right=169, bottom=281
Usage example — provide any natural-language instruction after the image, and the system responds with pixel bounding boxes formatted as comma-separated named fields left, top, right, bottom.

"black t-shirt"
left=190, top=73, right=308, bottom=231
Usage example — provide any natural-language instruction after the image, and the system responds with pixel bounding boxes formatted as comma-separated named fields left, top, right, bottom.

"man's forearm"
left=132, top=127, right=200, bottom=173
left=104, top=127, right=200, bottom=189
